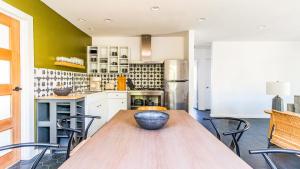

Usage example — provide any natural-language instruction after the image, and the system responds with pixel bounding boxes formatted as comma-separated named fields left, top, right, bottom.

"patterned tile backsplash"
left=90, top=64, right=164, bottom=90
left=34, top=64, right=164, bottom=97
left=129, top=64, right=164, bottom=89
left=34, top=68, right=89, bottom=97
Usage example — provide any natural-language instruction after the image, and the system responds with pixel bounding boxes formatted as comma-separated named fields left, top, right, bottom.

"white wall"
left=151, top=37, right=185, bottom=61
left=92, top=36, right=185, bottom=62
left=184, top=31, right=196, bottom=116
left=211, top=42, right=300, bottom=118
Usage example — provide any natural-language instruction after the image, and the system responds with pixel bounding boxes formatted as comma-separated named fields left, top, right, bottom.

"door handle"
left=13, top=86, right=22, bottom=91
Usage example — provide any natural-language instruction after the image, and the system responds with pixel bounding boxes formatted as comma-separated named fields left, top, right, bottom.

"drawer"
left=107, top=92, right=127, bottom=99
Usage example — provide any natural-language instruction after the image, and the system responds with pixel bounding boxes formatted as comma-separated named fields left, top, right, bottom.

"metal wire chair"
left=249, top=148, right=300, bottom=169
left=0, top=143, right=59, bottom=169
left=203, top=117, right=251, bottom=156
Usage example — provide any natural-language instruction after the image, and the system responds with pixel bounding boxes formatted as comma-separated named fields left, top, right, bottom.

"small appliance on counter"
left=90, top=77, right=102, bottom=91
left=105, top=80, right=115, bottom=90
left=117, top=75, right=127, bottom=91
left=126, top=78, right=135, bottom=90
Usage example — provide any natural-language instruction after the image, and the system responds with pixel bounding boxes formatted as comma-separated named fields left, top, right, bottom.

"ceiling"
left=42, top=0, right=300, bottom=45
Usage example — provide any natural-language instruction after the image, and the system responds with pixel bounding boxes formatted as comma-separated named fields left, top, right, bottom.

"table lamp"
left=266, top=81, right=290, bottom=111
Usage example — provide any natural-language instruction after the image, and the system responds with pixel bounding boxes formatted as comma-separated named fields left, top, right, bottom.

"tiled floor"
left=10, top=110, right=300, bottom=169
left=196, top=110, right=300, bottom=169
left=9, top=153, right=65, bottom=169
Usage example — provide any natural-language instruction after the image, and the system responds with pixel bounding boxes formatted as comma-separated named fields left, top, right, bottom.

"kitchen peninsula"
left=36, top=91, right=127, bottom=144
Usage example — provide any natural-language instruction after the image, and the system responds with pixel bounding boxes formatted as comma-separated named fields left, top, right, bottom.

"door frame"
left=194, top=45, right=212, bottom=111
left=0, top=1, right=34, bottom=160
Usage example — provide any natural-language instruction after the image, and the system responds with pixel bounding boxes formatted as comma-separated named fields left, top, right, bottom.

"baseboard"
left=210, top=113, right=270, bottom=119
left=193, top=108, right=211, bottom=112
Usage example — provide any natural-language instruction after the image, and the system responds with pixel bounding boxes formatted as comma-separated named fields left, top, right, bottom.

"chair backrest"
left=57, top=119, right=82, bottom=160
left=137, top=106, right=167, bottom=111
left=249, top=148, right=300, bottom=169
left=203, top=117, right=250, bottom=156
left=203, top=117, right=250, bottom=138
left=0, top=143, right=59, bottom=169
left=57, top=115, right=100, bottom=159
left=59, top=115, right=101, bottom=140
left=82, top=115, right=101, bottom=139
left=270, top=110, right=300, bottom=150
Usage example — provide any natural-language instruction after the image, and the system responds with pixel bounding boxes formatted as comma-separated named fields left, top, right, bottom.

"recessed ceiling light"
left=197, top=18, right=206, bottom=22
left=258, top=25, right=268, bottom=30
left=151, top=6, right=160, bottom=11
left=78, top=18, right=86, bottom=22
left=104, top=19, right=112, bottom=23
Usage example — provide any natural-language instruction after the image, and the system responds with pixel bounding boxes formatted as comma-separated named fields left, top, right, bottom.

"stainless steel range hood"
left=140, top=35, right=152, bottom=62
left=130, top=34, right=163, bottom=64
left=141, top=35, right=151, bottom=57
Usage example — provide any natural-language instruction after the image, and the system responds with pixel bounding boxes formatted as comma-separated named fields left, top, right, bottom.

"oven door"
left=128, top=91, right=164, bottom=110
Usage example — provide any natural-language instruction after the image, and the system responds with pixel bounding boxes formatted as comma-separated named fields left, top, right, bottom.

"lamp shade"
left=266, top=81, right=290, bottom=96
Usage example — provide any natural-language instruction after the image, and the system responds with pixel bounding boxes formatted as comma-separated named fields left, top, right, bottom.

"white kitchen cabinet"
left=85, top=91, right=128, bottom=136
left=85, top=92, right=108, bottom=137
left=87, top=46, right=130, bottom=74
left=107, top=92, right=128, bottom=120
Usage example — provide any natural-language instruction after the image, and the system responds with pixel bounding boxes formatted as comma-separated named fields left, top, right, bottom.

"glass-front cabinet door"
left=0, top=12, right=20, bottom=168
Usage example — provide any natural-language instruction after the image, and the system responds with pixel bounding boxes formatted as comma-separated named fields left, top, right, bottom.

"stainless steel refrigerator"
left=164, top=60, right=189, bottom=111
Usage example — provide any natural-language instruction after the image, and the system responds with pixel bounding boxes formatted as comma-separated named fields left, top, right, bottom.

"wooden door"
left=0, top=12, right=20, bottom=168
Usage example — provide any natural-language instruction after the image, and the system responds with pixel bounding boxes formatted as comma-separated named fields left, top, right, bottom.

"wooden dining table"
left=59, top=110, right=252, bottom=169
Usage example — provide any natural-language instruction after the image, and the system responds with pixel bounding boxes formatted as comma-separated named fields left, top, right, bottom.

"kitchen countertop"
left=128, top=90, right=164, bottom=92
left=36, top=93, right=89, bottom=100
left=36, top=90, right=129, bottom=100
left=36, top=90, right=166, bottom=100
left=105, top=90, right=128, bottom=93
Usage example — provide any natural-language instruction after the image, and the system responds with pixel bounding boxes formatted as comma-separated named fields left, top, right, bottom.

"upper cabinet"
left=87, top=46, right=130, bottom=74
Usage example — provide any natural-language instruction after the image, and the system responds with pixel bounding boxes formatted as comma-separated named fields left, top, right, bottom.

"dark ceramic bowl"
left=53, top=87, right=72, bottom=96
left=134, top=111, right=169, bottom=130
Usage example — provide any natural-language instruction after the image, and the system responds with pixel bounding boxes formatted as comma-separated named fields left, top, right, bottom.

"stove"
left=128, top=90, right=164, bottom=110
left=130, top=88, right=163, bottom=91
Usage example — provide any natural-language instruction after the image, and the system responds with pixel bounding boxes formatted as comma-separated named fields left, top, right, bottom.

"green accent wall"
left=4, top=0, right=91, bottom=72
